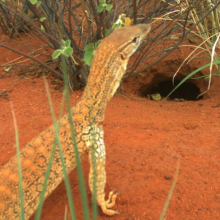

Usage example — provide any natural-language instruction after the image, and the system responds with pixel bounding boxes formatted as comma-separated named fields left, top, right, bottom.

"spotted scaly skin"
left=0, top=24, right=151, bottom=219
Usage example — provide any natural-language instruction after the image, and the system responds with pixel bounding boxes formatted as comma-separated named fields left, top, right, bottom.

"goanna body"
left=0, top=24, right=151, bottom=219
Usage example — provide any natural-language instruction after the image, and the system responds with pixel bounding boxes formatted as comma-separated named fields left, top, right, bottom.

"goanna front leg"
left=87, top=126, right=119, bottom=216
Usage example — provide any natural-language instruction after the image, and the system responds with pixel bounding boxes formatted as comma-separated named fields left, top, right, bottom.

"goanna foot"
left=99, top=191, right=120, bottom=216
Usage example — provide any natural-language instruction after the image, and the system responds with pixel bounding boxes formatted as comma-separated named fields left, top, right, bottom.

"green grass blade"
left=159, top=157, right=180, bottom=220
left=167, top=60, right=220, bottom=99
left=35, top=92, right=66, bottom=220
left=34, top=140, right=57, bottom=220
left=191, top=72, right=219, bottom=79
left=64, top=206, right=67, bottom=220
left=10, top=102, right=25, bottom=220
left=61, top=55, right=90, bottom=219
left=43, top=77, right=76, bottom=220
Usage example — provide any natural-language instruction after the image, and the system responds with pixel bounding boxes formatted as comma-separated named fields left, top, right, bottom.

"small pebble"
left=215, top=194, right=220, bottom=199
left=141, top=162, right=146, bottom=166
left=164, top=173, right=172, bottom=180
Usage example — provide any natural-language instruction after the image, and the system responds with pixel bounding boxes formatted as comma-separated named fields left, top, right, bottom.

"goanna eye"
left=132, top=37, right=137, bottom=43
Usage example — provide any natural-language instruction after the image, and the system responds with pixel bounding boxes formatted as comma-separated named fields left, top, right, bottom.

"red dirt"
left=1, top=41, right=220, bottom=220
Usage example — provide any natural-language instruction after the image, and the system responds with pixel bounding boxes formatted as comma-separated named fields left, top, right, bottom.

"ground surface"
left=1, top=40, right=220, bottom=220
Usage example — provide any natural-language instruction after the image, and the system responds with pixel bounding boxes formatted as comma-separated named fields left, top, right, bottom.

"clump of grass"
left=167, top=0, right=220, bottom=98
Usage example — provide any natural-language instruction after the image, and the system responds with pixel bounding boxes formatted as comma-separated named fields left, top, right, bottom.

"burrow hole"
left=140, top=78, right=203, bottom=101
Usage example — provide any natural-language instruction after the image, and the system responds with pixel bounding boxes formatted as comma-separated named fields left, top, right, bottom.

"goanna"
left=0, top=23, right=151, bottom=219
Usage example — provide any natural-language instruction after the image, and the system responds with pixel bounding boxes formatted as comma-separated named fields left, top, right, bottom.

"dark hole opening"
left=141, top=80, right=203, bottom=101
